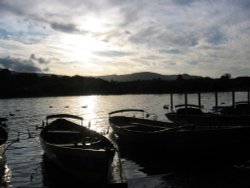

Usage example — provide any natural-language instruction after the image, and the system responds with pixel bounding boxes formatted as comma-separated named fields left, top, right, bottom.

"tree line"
left=0, top=69, right=250, bottom=98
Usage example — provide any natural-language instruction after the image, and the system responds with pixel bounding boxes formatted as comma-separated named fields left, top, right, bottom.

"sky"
left=0, top=0, right=250, bottom=78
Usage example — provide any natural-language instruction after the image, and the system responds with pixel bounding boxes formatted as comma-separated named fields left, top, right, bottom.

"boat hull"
left=110, top=116, right=250, bottom=162
left=40, top=139, right=114, bottom=183
left=166, top=112, right=250, bottom=125
left=40, top=115, right=115, bottom=184
left=0, top=145, right=6, bottom=158
left=0, top=123, right=8, bottom=158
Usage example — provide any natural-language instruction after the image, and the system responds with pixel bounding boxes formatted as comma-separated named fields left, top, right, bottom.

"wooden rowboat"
left=109, top=109, right=250, bottom=162
left=40, top=114, right=116, bottom=185
left=108, top=109, right=180, bottom=143
left=0, top=118, right=8, bottom=157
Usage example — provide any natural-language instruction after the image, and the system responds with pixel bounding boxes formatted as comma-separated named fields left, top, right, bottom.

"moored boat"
left=109, top=109, right=250, bottom=162
left=165, top=91, right=250, bottom=125
left=0, top=118, right=8, bottom=157
left=39, top=114, right=116, bottom=185
left=166, top=103, right=250, bottom=125
left=108, top=109, right=183, bottom=143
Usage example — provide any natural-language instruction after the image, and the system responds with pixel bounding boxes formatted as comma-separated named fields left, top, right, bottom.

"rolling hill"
left=96, top=72, right=202, bottom=82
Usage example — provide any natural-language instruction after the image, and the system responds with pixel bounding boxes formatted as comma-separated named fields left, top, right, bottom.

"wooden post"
left=215, top=91, right=218, bottom=108
left=170, top=93, right=173, bottom=111
left=248, top=91, right=250, bottom=104
left=232, top=91, right=235, bottom=107
left=185, top=93, right=188, bottom=109
left=198, top=92, right=201, bottom=109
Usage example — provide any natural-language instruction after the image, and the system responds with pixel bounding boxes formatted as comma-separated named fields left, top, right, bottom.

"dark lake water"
left=1, top=92, right=250, bottom=187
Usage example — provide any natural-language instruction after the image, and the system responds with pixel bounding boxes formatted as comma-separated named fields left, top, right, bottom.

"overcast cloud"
left=0, top=0, right=250, bottom=77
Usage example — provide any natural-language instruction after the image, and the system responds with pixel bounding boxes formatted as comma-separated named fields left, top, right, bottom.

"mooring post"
left=170, top=93, right=173, bottom=111
left=198, top=92, right=201, bottom=109
left=232, top=91, right=235, bottom=107
left=248, top=91, right=250, bottom=104
left=184, top=93, right=188, bottom=109
left=215, top=91, right=218, bottom=108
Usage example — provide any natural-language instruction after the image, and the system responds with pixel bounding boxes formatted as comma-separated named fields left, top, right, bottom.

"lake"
left=1, top=92, right=250, bottom=187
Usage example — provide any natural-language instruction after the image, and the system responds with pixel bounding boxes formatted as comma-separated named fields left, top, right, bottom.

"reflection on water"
left=120, top=140, right=250, bottom=188
left=0, top=157, right=11, bottom=187
left=81, top=96, right=103, bottom=132
left=41, top=155, right=102, bottom=188
left=0, top=92, right=250, bottom=187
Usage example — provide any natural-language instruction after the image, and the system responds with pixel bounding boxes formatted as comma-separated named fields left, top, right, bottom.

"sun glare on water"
left=78, top=96, right=104, bottom=132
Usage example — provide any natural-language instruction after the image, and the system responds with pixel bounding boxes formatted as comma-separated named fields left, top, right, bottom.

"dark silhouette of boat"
left=109, top=109, right=250, bottom=162
left=0, top=118, right=8, bottom=157
left=109, top=109, right=179, bottom=141
left=166, top=103, right=250, bottom=125
left=165, top=92, right=250, bottom=126
left=39, top=114, right=116, bottom=185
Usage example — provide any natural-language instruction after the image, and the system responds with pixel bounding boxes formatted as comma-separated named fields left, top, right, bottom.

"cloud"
left=0, top=56, right=42, bottom=73
left=94, top=50, right=133, bottom=57
left=163, top=61, right=177, bottom=66
left=0, top=0, right=27, bottom=16
left=142, top=55, right=160, bottom=61
left=159, top=49, right=183, bottom=55
left=0, top=54, right=56, bottom=73
left=0, top=0, right=250, bottom=77
left=172, top=0, right=195, bottom=6
left=30, top=54, right=49, bottom=64
left=187, top=61, right=199, bottom=65
left=205, top=27, right=227, bottom=45
left=0, top=28, right=9, bottom=39
left=230, top=66, right=250, bottom=77
left=50, top=22, right=82, bottom=34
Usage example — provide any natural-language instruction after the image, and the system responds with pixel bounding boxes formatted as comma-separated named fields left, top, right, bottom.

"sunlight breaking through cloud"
left=0, top=0, right=250, bottom=77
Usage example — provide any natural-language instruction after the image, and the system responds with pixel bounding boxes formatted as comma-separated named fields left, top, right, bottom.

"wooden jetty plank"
left=108, top=150, right=127, bottom=188
left=127, top=173, right=172, bottom=188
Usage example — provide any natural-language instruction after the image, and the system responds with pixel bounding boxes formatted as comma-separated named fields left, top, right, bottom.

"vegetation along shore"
left=0, top=69, right=250, bottom=98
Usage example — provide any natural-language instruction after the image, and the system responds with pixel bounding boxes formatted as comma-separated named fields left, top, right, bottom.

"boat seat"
left=129, top=122, right=168, bottom=129
left=47, top=130, right=81, bottom=134
left=119, top=125, right=137, bottom=129
left=177, top=108, right=202, bottom=115
left=45, top=130, right=83, bottom=144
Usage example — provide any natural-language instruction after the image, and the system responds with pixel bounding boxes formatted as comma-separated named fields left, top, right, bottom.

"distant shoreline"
left=0, top=69, right=250, bottom=99
left=0, top=89, right=249, bottom=100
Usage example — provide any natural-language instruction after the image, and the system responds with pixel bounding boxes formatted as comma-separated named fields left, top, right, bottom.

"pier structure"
left=169, top=90, right=250, bottom=112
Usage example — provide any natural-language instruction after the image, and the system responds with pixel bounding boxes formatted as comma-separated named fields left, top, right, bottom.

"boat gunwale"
left=46, top=114, right=83, bottom=121
left=174, top=104, right=202, bottom=109
left=109, top=109, right=145, bottom=116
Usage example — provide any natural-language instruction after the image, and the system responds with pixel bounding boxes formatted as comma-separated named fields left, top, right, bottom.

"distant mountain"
left=96, top=72, right=202, bottom=82
left=0, top=68, right=202, bottom=81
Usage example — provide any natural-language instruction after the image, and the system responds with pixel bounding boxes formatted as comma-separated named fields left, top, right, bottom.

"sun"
left=59, top=16, right=112, bottom=62
left=60, top=34, right=104, bottom=61
left=50, top=16, right=120, bottom=75
left=82, top=16, right=109, bottom=33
